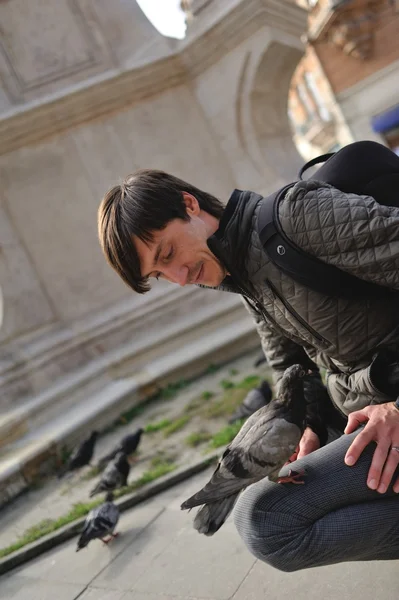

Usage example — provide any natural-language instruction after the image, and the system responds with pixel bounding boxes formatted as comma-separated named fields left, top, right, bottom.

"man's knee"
left=233, top=488, right=306, bottom=573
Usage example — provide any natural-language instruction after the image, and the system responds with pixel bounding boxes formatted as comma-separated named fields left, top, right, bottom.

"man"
left=98, top=141, right=399, bottom=570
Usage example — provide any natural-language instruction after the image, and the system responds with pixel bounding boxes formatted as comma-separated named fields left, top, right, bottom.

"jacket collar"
left=198, top=188, right=262, bottom=294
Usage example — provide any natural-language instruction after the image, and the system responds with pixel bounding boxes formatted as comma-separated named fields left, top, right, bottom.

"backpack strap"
left=298, top=152, right=335, bottom=180
left=257, top=184, right=392, bottom=299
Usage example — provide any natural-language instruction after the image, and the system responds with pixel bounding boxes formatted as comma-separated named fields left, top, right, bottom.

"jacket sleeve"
left=242, top=297, right=329, bottom=445
left=280, top=180, right=399, bottom=290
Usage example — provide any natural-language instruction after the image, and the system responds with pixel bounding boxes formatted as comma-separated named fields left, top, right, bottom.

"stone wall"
left=0, top=0, right=307, bottom=410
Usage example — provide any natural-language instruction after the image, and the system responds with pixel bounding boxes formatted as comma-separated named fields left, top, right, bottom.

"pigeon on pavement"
left=89, top=452, right=130, bottom=497
left=76, top=492, right=119, bottom=551
left=181, top=364, right=308, bottom=535
left=58, top=431, right=98, bottom=478
left=97, top=428, right=143, bottom=469
left=228, top=380, right=273, bottom=424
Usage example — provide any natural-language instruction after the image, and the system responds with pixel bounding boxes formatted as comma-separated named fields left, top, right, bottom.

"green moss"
left=207, top=420, right=245, bottom=449
left=201, top=388, right=248, bottom=419
left=163, top=415, right=191, bottom=437
left=184, top=431, right=212, bottom=447
left=160, top=379, right=189, bottom=399
left=219, top=379, right=234, bottom=390
left=144, top=419, right=172, bottom=433
left=234, top=374, right=262, bottom=390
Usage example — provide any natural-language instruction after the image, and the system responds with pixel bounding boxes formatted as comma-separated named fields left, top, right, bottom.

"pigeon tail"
left=193, top=494, right=239, bottom=536
left=89, top=482, right=105, bottom=497
left=181, top=472, right=245, bottom=509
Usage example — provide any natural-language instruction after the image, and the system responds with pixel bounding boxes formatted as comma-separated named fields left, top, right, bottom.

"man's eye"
left=164, top=247, right=174, bottom=261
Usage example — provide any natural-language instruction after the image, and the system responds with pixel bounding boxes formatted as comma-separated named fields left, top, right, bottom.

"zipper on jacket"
left=234, top=281, right=283, bottom=334
left=265, top=278, right=329, bottom=346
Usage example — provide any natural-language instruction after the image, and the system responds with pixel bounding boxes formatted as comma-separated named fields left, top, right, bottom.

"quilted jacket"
left=205, top=179, right=399, bottom=427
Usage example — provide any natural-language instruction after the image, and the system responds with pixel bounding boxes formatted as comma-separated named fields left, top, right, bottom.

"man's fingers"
left=375, top=448, right=399, bottom=493
left=345, top=426, right=375, bottom=466
left=344, top=411, right=368, bottom=434
left=366, top=440, right=391, bottom=490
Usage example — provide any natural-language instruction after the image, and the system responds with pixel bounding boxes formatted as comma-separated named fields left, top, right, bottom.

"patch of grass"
left=150, top=453, right=176, bottom=468
left=235, top=374, right=262, bottom=390
left=114, top=460, right=177, bottom=497
left=201, top=388, right=249, bottom=419
left=185, top=431, right=212, bottom=447
left=183, top=390, right=215, bottom=414
left=163, top=415, right=191, bottom=437
left=229, top=368, right=239, bottom=376
left=208, top=420, right=245, bottom=449
left=219, top=378, right=234, bottom=390
left=59, top=445, right=72, bottom=466
left=205, top=363, right=221, bottom=374
left=160, top=379, right=188, bottom=400
left=144, top=419, right=172, bottom=433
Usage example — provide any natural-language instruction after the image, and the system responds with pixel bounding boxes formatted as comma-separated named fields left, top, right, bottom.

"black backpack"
left=257, top=144, right=399, bottom=300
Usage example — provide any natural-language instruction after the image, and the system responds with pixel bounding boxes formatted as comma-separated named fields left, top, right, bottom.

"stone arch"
left=237, top=39, right=304, bottom=190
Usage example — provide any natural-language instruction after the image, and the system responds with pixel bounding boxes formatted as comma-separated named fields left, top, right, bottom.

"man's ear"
left=182, top=192, right=200, bottom=216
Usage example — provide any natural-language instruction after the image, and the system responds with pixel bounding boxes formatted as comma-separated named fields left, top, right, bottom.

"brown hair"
left=98, top=169, right=224, bottom=293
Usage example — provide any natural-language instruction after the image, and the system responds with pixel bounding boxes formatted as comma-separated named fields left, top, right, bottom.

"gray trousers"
left=233, top=429, right=399, bottom=571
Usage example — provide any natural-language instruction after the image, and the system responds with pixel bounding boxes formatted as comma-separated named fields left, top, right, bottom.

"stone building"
left=290, top=0, right=399, bottom=158
left=0, top=0, right=308, bottom=500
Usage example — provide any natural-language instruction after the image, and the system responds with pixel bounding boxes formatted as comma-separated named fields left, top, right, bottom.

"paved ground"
left=1, top=470, right=398, bottom=600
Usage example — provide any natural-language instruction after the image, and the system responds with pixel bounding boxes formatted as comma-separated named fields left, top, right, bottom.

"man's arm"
left=242, top=298, right=329, bottom=445
left=280, top=181, right=399, bottom=489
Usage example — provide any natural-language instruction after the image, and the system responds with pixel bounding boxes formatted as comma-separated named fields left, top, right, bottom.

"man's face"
left=134, top=193, right=227, bottom=287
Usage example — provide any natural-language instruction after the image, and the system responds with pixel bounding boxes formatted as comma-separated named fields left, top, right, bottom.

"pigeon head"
left=282, top=364, right=306, bottom=380
left=76, top=537, right=89, bottom=552
left=278, top=364, right=306, bottom=403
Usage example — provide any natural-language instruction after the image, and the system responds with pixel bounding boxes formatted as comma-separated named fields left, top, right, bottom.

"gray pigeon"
left=76, top=492, right=119, bottom=551
left=89, top=452, right=130, bottom=497
left=97, top=428, right=143, bottom=470
left=58, top=431, right=98, bottom=478
left=181, top=364, right=308, bottom=535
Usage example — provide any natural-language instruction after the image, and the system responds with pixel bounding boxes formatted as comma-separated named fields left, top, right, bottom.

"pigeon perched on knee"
left=58, top=431, right=98, bottom=478
left=181, top=364, right=308, bottom=535
left=89, top=452, right=130, bottom=497
left=76, top=492, right=119, bottom=551
left=97, top=428, right=144, bottom=470
left=228, top=380, right=272, bottom=424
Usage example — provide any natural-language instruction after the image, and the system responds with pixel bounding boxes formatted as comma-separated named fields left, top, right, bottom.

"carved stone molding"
left=307, top=0, right=384, bottom=60
left=324, top=4, right=381, bottom=59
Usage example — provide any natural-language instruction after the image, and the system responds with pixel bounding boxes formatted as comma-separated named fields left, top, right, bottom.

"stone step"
left=0, top=310, right=259, bottom=507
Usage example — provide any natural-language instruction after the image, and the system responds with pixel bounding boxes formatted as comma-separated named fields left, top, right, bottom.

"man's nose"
left=165, top=265, right=189, bottom=286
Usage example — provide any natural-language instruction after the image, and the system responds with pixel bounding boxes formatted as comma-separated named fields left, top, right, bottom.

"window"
left=304, top=71, right=331, bottom=122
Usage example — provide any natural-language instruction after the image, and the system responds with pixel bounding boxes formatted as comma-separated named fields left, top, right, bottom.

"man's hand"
left=286, top=427, right=320, bottom=463
left=344, top=403, right=399, bottom=493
